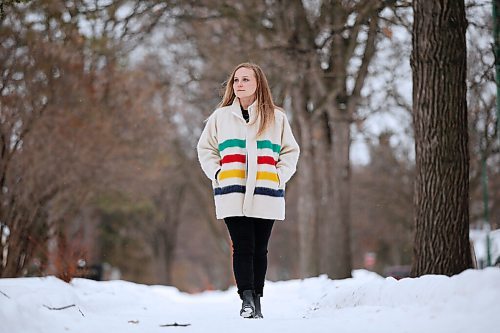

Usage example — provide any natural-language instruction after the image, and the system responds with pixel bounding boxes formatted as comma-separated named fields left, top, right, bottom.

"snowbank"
left=0, top=268, right=498, bottom=333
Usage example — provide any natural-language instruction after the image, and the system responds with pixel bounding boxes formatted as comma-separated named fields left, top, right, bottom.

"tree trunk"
left=326, top=107, right=352, bottom=279
left=411, top=0, right=472, bottom=276
left=322, top=2, right=353, bottom=279
left=293, top=85, right=319, bottom=278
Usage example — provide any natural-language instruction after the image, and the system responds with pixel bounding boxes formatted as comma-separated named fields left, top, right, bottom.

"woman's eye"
left=243, top=78, right=249, bottom=82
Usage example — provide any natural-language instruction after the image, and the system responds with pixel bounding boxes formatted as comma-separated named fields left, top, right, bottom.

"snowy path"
left=1, top=269, right=499, bottom=333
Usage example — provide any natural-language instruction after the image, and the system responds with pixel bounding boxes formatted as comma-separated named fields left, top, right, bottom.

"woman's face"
left=233, top=67, right=257, bottom=101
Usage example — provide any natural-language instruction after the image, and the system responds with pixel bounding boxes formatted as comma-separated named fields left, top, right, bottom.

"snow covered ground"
left=1, top=268, right=498, bottom=333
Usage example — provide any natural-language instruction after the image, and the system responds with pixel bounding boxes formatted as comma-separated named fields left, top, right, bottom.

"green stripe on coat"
left=219, top=139, right=246, bottom=152
left=257, top=140, right=281, bottom=153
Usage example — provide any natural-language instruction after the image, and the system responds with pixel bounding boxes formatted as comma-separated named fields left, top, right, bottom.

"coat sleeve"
left=197, top=113, right=221, bottom=183
left=276, top=113, right=300, bottom=188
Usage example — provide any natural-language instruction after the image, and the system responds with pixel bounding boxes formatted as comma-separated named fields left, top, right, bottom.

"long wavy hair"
left=218, top=63, right=277, bottom=137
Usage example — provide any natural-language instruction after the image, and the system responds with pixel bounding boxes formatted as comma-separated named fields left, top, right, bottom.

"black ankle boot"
left=253, top=293, right=263, bottom=319
left=240, top=290, right=255, bottom=318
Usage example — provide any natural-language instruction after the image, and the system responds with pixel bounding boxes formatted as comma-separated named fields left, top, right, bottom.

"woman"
left=196, top=63, right=300, bottom=319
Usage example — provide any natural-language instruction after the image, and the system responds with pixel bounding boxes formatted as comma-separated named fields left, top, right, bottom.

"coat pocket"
left=213, top=169, right=221, bottom=187
left=275, top=167, right=285, bottom=189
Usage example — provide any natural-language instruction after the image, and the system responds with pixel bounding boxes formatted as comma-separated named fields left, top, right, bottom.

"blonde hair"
left=218, top=63, right=277, bottom=137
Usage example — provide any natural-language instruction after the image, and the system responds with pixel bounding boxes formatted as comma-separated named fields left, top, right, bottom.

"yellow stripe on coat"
left=219, top=169, right=246, bottom=180
left=256, top=171, right=279, bottom=183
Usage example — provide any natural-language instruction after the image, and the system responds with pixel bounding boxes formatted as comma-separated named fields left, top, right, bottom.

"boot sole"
left=240, top=307, right=254, bottom=318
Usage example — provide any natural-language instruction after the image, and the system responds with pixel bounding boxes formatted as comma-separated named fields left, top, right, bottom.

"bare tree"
left=0, top=1, right=85, bottom=277
left=0, top=1, right=186, bottom=281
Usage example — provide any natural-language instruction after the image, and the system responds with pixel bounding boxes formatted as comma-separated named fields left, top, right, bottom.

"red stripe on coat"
left=221, top=154, right=246, bottom=164
left=257, top=156, right=277, bottom=165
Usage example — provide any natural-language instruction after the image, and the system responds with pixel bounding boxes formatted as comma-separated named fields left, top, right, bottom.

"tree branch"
left=348, top=14, right=379, bottom=114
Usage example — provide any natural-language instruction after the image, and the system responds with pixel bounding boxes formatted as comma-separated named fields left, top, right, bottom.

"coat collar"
left=231, top=98, right=257, bottom=123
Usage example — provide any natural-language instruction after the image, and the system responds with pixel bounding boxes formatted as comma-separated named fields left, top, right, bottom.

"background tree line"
left=0, top=0, right=497, bottom=291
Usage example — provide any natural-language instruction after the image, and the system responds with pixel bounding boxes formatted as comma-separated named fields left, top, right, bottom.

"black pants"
left=224, top=216, right=275, bottom=298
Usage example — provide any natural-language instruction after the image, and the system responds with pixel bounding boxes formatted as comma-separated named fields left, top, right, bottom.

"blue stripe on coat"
left=214, top=185, right=284, bottom=197
left=254, top=187, right=285, bottom=197
left=214, top=185, right=246, bottom=195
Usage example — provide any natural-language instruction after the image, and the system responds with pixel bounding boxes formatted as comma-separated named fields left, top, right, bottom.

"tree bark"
left=411, top=0, right=473, bottom=276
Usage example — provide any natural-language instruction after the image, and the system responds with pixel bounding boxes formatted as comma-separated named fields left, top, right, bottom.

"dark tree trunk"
left=411, top=0, right=473, bottom=276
